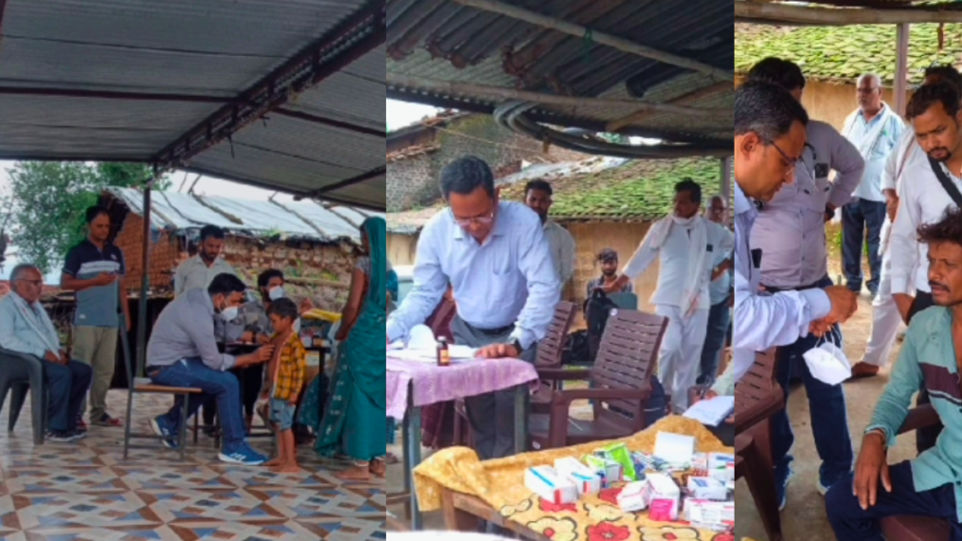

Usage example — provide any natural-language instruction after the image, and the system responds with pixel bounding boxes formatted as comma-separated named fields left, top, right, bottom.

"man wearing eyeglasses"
left=0, top=264, right=92, bottom=442
left=744, top=58, right=866, bottom=504
left=386, top=155, right=560, bottom=459
left=841, top=74, right=905, bottom=299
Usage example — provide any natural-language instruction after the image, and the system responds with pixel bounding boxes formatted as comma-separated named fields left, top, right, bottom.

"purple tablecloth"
left=386, top=355, right=539, bottom=421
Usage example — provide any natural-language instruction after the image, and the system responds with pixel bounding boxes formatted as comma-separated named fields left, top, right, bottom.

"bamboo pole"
left=452, top=0, right=733, bottom=81
left=735, top=1, right=962, bottom=25
left=606, top=81, right=731, bottom=132
left=387, top=74, right=730, bottom=117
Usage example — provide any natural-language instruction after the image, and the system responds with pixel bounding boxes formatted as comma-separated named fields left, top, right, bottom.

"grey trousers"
left=451, top=316, right=535, bottom=460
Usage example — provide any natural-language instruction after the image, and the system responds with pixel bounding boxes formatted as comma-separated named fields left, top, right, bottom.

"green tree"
left=6, top=162, right=166, bottom=273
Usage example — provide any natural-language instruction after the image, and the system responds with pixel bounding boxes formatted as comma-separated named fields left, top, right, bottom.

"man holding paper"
left=386, top=156, right=560, bottom=459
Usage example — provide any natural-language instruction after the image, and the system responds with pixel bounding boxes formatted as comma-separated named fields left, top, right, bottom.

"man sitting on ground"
left=0, top=264, right=92, bottom=442
left=825, top=208, right=962, bottom=540
left=146, top=273, right=273, bottom=464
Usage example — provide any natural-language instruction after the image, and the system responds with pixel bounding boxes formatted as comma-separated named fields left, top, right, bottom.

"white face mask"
left=268, top=286, right=286, bottom=301
left=219, top=305, right=239, bottom=321
left=672, top=214, right=695, bottom=226
left=293, top=317, right=301, bottom=334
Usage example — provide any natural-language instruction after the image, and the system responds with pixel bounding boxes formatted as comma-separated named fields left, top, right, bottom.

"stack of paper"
left=682, top=395, right=734, bottom=427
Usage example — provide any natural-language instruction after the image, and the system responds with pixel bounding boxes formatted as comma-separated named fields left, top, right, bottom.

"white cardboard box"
left=524, top=466, right=578, bottom=505
left=687, top=476, right=728, bottom=501
left=645, top=473, right=680, bottom=521
left=616, top=480, right=649, bottom=512
left=684, top=499, right=735, bottom=531
left=554, top=457, right=601, bottom=496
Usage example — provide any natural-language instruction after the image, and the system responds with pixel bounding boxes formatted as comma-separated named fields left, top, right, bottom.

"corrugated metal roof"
left=386, top=0, right=732, bottom=149
left=106, top=187, right=385, bottom=244
left=0, top=0, right=386, bottom=209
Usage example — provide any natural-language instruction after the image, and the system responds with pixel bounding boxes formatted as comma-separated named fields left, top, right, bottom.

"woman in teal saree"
left=302, top=216, right=386, bottom=480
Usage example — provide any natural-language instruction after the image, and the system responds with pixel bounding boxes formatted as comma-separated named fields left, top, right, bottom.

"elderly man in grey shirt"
left=146, top=273, right=273, bottom=465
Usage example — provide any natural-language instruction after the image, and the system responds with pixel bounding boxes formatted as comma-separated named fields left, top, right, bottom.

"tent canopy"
left=0, top=0, right=386, bottom=210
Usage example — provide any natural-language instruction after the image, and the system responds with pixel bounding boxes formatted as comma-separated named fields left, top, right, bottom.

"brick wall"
left=114, top=213, right=360, bottom=311
left=386, top=114, right=588, bottom=212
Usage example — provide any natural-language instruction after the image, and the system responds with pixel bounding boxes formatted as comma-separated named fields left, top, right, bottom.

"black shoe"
left=46, top=430, right=76, bottom=443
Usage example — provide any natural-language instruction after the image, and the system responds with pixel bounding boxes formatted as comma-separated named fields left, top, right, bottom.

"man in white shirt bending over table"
left=387, top=156, right=560, bottom=459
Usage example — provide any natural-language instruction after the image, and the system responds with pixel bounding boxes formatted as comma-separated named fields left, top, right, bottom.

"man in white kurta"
left=604, top=179, right=734, bottom=413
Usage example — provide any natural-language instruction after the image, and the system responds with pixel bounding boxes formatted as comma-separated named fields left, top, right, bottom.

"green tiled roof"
left=499, top=158, right=724, bottom=222
left=735, top=23, right=962, bottom=84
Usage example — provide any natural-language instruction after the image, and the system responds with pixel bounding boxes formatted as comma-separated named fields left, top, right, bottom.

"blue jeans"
left=148, top=358, right=246, bottom=449
left=269, top=398, right=295, bottom=431
left=842, top=198, right=886, bottom=295
left=826, top=461, right=962, bottom=541
left=43, top=359, right=92, bottom=433
left=771, top=278, right=853, bottom=489
left=697, top=295, right=730, bottom=385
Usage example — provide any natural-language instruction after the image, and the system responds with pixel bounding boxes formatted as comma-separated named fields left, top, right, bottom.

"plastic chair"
left=0, top=347, right=47, bottom=445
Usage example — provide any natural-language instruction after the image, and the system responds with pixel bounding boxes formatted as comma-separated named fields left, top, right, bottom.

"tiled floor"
left=0, top=390, right=385, bottom=540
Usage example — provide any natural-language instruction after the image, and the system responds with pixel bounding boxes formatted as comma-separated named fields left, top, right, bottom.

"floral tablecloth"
left=413, top=415, right=734, bottom=541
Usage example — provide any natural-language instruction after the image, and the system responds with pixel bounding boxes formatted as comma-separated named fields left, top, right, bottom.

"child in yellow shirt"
left=259, top=297, right=307, bottom=473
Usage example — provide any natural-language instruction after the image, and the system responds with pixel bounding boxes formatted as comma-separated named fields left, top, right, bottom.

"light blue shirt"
left=709, top=262, right=732, bottom=306
left=844, top=103, right=904, bottom=203
left=732, top=183, right=831, bottom=380
left=0, top=291, right=62, bottom=358
left=865, top=306, right=962, bottom=522
left=386, top=201, right=560, bottom=350
left=752, top=120, right=865, bottom=288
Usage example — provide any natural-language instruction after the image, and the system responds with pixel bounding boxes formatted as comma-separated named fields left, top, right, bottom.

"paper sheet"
left=682, top=395, right=734, bottom=427
left=653, top=431, right=695, bottom=466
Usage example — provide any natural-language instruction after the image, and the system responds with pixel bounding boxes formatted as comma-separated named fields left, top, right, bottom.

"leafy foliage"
left=5, top=162, right=166, bottom=273
left=735, top=23, right=962, bottom=84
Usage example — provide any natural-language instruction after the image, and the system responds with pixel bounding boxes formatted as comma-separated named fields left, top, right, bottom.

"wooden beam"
left=606, top=81, right=731, bottom=132
left=452, top=0, right=733, bottom=81
left=735, top=1, right=962, bottom=25
left=894, top=23, right=909, bottom=116
left=387, top=74, right=730, bottom=117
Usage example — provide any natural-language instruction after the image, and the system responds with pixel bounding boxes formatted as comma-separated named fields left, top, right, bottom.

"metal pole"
left=134, top=169, right=156, bottom=380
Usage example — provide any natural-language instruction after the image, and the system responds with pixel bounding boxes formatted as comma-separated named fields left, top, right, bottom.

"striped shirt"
left=62, top=239, right=125, bottom=327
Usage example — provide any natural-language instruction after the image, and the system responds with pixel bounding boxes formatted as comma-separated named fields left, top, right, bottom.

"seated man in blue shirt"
left=0, top=264, right=92, bottom=442
left=826, top=207, right=962, bottom=540
left=146, top=273, right=274, bottom=464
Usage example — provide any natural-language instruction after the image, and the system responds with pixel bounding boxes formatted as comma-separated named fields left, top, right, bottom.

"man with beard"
left=586, top=248, right=632, bottom=296
left=524, top=180, right=575, bottom=292
left=854, top=66, right=962, bottom=378
left=825, top=208, right=962, bottom=541
left=173, top=225, right=238, bottom=297
left=601, top=179, right=734, bottom=413
left=888, top=81, right=962, bottom=453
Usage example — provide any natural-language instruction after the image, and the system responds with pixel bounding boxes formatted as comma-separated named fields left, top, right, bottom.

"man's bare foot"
left=849, top=361, right=879, bottom=379
left=264, top=456, right=282, bottom=467
left=369, top=458, right=385, bottom=478
left=270, top=464, right=301, bottom=474
left=335, top=464, right=371, bottom=481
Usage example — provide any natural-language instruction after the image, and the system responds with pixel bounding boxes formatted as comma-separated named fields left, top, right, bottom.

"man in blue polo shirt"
left=61, top=206, right=129, bottom=428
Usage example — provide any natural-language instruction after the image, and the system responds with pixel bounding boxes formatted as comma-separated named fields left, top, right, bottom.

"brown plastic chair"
left=734, top=348, right=783, bottom=541
left=880, top=404, right=951, bottom=540
left=528, top=308, right=668, bottom=450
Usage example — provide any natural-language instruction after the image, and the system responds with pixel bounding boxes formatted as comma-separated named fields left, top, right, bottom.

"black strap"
left=927, top=156, right=962, bottom=208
